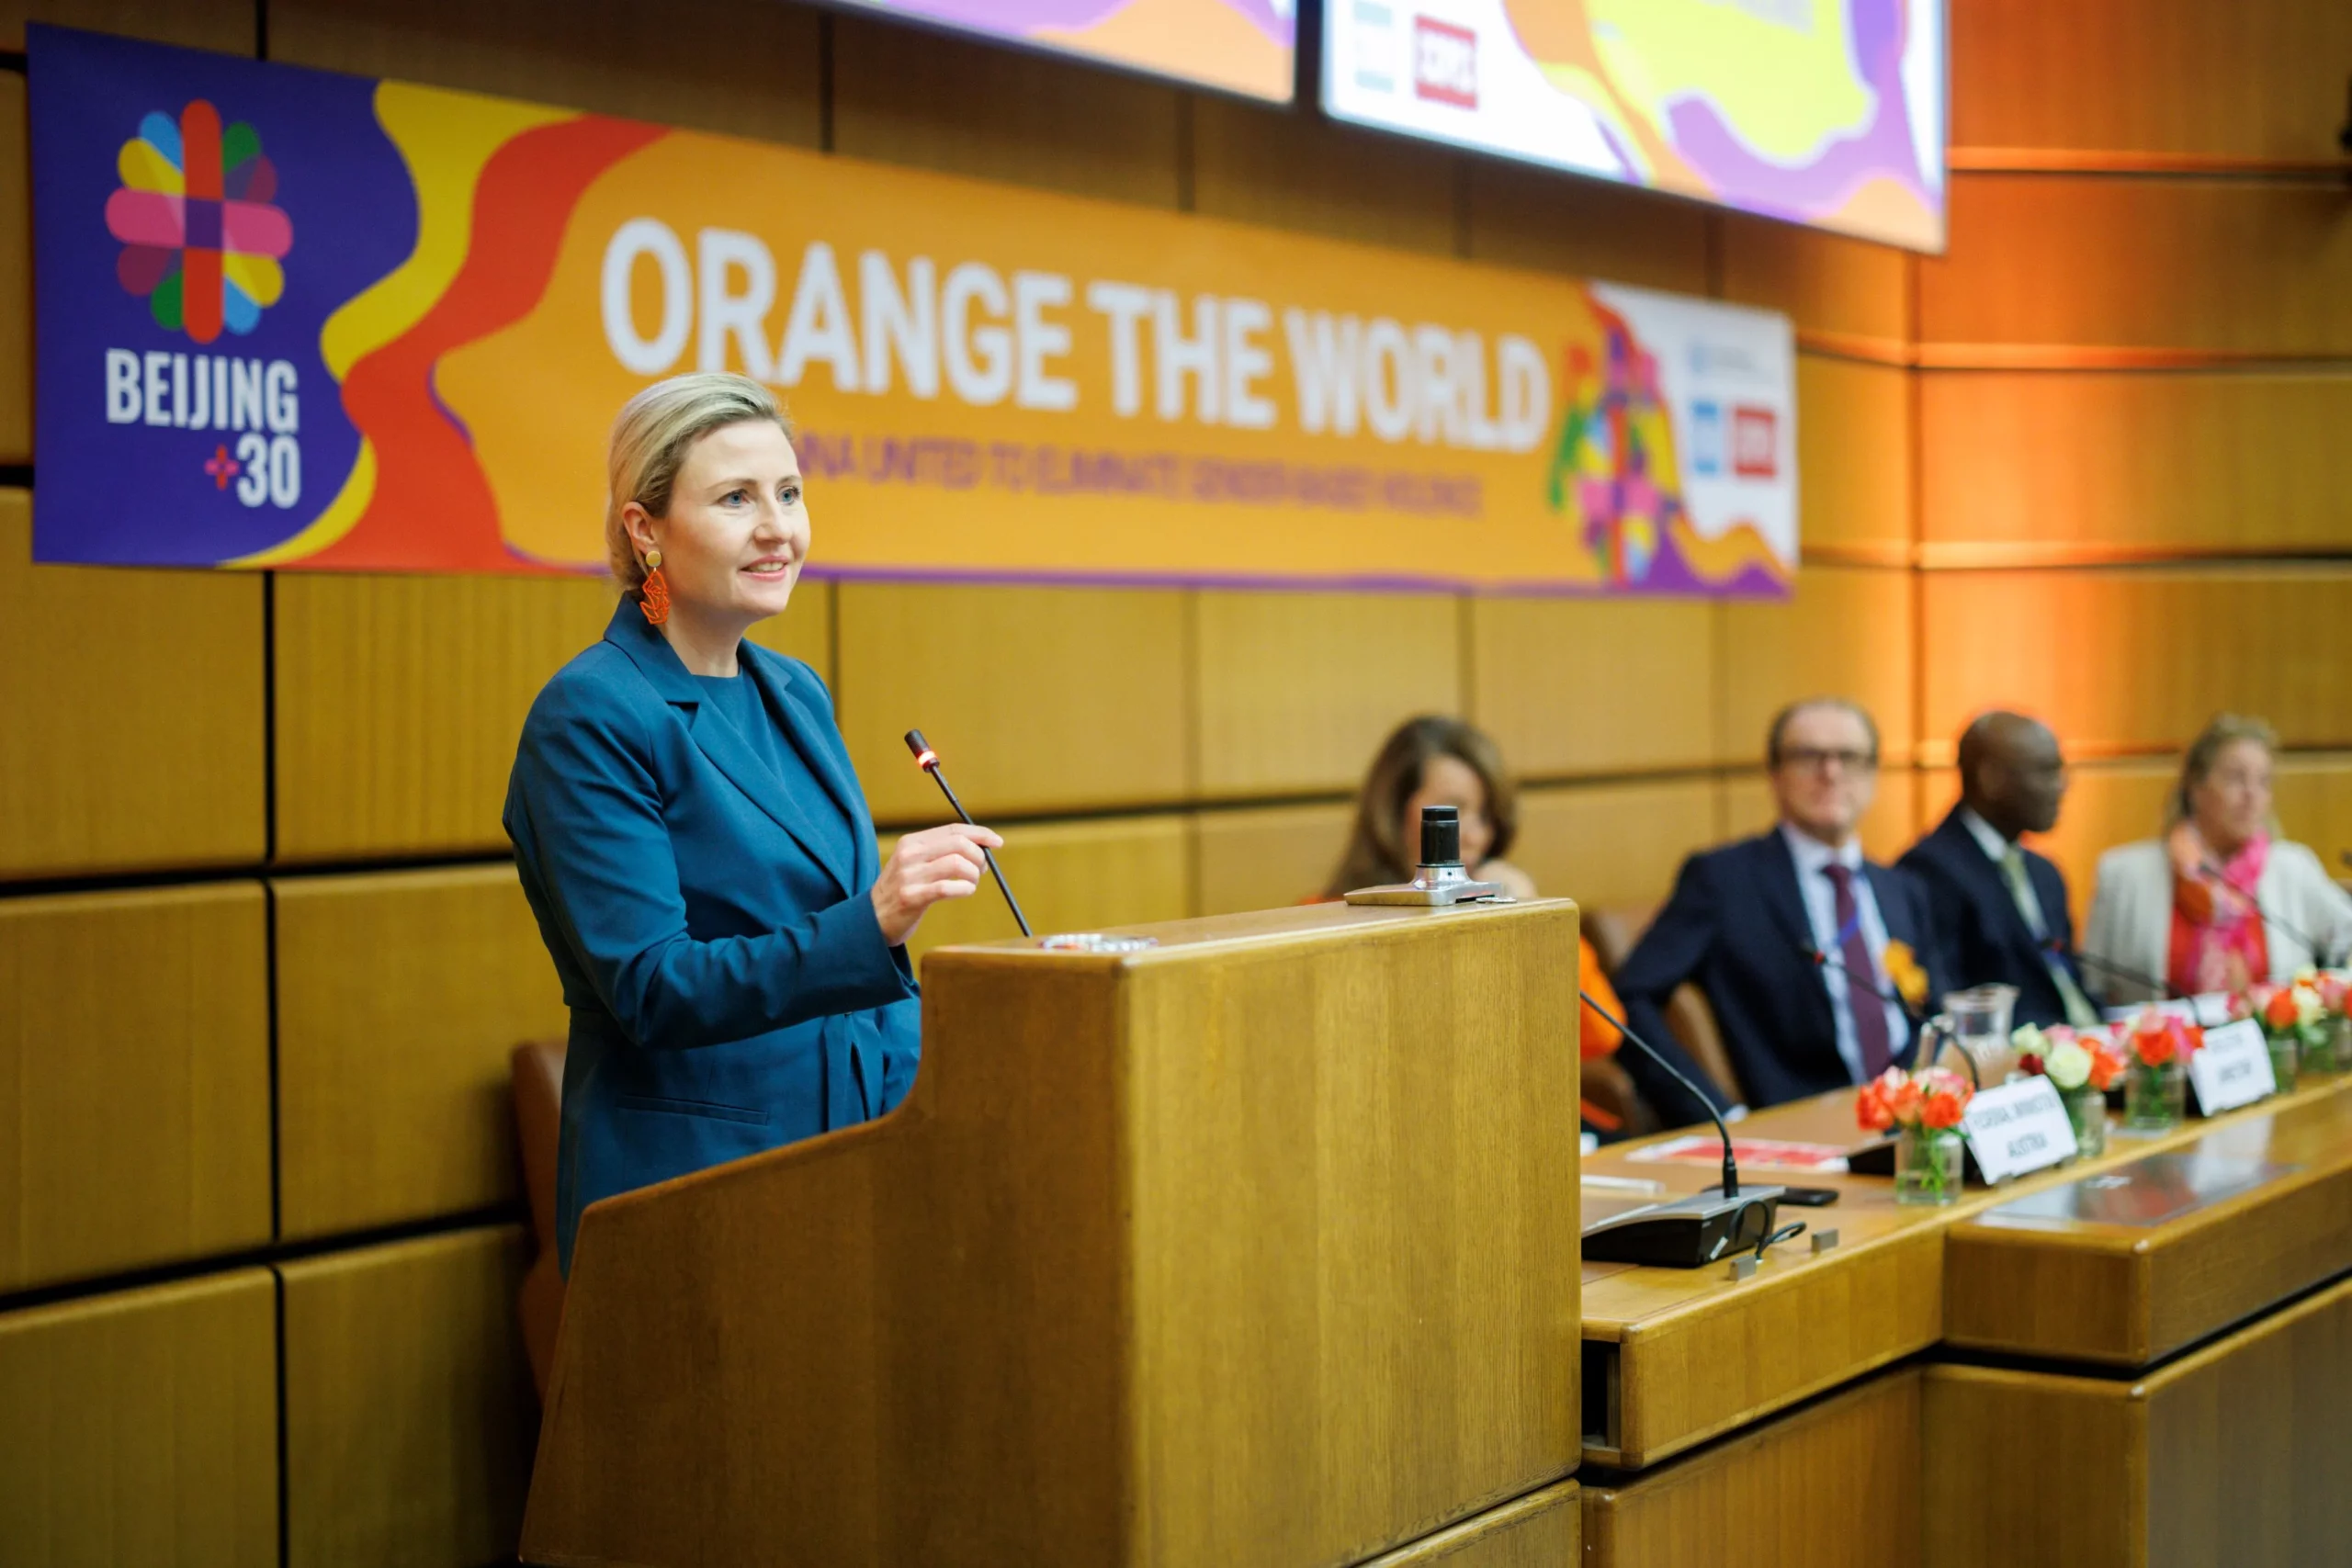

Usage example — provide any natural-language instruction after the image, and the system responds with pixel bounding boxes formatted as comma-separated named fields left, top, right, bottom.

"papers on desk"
left=1625, top=1134, right=1851, bottom=1173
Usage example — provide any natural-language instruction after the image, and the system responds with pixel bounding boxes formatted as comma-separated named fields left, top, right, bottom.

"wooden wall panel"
left=280, top=1226, right=536, bottom=1568
left=1951, top=0, right=2352, bottom=162
left=745, top=577, right=833, bottom=673
left=272, top=572, right=614, bottom=861
left=1464, top=160, right=1709, bottom=296
left=1364, top=1479, right=1578, bottom=1568
left=0, top=1269, right=277, bottom=1565
left=1920, top=569, right=2352, bottom=762
left=1195, top=590, right=1461, bottom=798
left=831, top=14, right=1180, bottom=207
left=1585, top=1368, right=1919, bottom=1568
left=0, top=886, right=269, bottom=1292
left=1468, top=597, right=1716, bottom=779
left=275, top=865, right=566, bottom=1240
left=0, top=74, right=27, bottom=467
left=891, top=812, right=1193, bottom=963
left=1511, top=778, right=1718, bottom=917
left=1921, top=1365, right=2140, bottom=1568
left=268, top=0, right=821, bottom=143
left=837, top=582, right=1190, bottom=823
left=0, top=491, right=266, bottom=880
left=1920, top=176, right=2352, bottom=356
left=2274, top=756, right=2352, bottom=875
left=1191, top=96, right=1459, bottom=255
left=1720, top=768, right=1922, bottom=866
left=1799, top=355, right=1911, bottom=562
left=0, top=0, right=251, bottom=51
left=1718, top=566, right=1917, bottom=767
left=1719, top=215, right=1908, bottom=347
left=1921, top=371, right=2352, bottom=564
left=1195, top=800, right=1351, bottom=915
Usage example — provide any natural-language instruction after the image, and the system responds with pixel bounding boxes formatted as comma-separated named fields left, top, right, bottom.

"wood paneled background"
left=1, top=0, right=2346, bottom=1558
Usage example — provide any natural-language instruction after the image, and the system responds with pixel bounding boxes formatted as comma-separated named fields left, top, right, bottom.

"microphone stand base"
left=1580, top=1185, right=1787, bottom=1269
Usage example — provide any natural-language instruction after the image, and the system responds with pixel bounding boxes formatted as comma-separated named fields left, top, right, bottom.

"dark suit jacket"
left=505, top=599, right=919, bottom=1274
left=1613, top=830, right=1946, bottom=1129
left=1896, top=807, right=2095, bottom=1029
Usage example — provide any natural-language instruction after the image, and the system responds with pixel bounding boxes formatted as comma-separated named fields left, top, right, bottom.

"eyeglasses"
left=1777, top=748, right=1878, bottom=774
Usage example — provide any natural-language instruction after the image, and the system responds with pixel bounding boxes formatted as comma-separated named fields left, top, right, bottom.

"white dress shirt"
left=1781, top=824, right=1908, bottom=1085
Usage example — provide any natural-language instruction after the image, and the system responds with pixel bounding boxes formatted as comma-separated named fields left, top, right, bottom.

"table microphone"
left=1795, top=942, right=1968, bottom=1081
left=1578, top=989, right=1788, bottom=1269
left=2067, top=944, right=2184, bottom=1002
left=2198, top=857, right=2340, bottom=966
left=903, top=729, right=1031, bottom=938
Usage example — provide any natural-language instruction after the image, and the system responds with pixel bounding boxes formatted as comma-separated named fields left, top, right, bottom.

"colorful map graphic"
left=1325, top=0, right=1944, bottom=252
left=849, top=0, right=1295, bottom=102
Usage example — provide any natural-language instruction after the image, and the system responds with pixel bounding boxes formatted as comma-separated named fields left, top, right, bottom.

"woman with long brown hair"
left=1325, top=716, right=1631, bottom=1130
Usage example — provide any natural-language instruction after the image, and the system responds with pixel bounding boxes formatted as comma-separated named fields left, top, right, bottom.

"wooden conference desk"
left=1579, top=1074, right=2352, bottom=1568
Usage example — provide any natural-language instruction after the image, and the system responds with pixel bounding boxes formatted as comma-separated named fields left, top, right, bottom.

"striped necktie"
left=2001, top=844, right=2101, bottom=1028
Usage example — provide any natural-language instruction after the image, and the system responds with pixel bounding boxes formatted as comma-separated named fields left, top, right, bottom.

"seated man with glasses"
left=1613, top=697, right=1949, bottom=1129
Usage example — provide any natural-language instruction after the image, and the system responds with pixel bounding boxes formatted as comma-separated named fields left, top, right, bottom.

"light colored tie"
left=2003, top=845, right=2100, bottom=1027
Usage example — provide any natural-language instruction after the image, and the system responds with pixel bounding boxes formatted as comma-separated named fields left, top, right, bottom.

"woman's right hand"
left=872, top=823, right=1004, bottom=947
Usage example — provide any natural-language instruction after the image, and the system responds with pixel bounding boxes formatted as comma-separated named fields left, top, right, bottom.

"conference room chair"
left=1586, top=906, right=1749, bottom=1111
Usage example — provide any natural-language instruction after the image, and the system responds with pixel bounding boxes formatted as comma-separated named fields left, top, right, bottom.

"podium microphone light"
left=904, top=730, right=1031, bottom=939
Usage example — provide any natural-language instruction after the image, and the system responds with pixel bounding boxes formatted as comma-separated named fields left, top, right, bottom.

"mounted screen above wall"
left=1321, top=0, right=1946, bottom=253
left=834, top=0, right=1297, bottom=103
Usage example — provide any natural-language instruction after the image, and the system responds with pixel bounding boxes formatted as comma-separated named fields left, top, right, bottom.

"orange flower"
left=1882, top=940, right=1928, bottom=1010
left=2129, top=1010, right=2196, bottom=1066
left=2263, top=989, right=2303, bottom=1031
left=1887, top=1074, right=1924, bottom=1124
left=2086, top=1040, right=2126, bottom=1092
left=1921, top=1089, right=1967, bottom=1130
left=1856, top=1078, right=1893, bottom=1132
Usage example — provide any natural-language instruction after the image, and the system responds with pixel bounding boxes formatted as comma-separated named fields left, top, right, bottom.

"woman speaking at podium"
left=504, top=372, right=999, bottom=1274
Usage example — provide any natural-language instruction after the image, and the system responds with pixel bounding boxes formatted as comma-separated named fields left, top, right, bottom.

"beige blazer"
left=2083, top=838, right=2352, bottom=1004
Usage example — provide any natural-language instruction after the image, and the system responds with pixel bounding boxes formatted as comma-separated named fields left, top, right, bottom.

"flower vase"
left=2125, top=1058, right=2185, bottom=1132
left=1895, top=1127, right=1965, bottom=1207
left=2324, top=1016, right=2352, bottom=1075
left=2060, top=1084, right=2108, bottom=1159
left=2267, top=1032, right=2301, bottom=1094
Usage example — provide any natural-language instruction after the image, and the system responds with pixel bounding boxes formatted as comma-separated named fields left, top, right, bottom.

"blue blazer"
left=505, top=599, right=919, bottom=1273
left=1612, top=830, right=1948, bottom=1129
left=1897, top=807, right=2097, bottom=1029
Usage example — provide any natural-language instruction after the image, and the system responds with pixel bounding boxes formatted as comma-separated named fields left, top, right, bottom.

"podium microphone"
left=903, top=729, right=1031, bottom=938
left=1577, top=989, right=1790, bottom=1269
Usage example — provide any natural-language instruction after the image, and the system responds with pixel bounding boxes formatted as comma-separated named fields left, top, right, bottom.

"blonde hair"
left=605, top=373, right=794, bottom=594
left=2169, top=712, right=2279, bottom=825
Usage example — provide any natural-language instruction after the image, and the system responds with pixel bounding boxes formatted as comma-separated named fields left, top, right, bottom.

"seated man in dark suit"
left=1898, top=711, right=2101, bottom=1029
left=1614, top=697, right=1947, bottom=1128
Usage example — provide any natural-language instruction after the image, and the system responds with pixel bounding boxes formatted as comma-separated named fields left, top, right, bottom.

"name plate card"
left=2188, top=1019, right=2277, bottom=1114
left=1960, top=1077, right=2079, bottom=1184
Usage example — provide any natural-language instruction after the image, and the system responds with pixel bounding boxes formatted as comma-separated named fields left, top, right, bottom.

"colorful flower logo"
left=105, top=102, right=293, bottom=343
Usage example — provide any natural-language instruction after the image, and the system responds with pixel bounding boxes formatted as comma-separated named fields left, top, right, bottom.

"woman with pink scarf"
left=2085, top=715, right=2352, bottom=1005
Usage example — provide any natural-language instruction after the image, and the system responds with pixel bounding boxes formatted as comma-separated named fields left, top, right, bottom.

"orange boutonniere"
left=1882, top=939, right=1928, bottom=1011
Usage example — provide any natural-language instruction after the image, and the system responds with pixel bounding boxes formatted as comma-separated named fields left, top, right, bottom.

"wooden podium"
left=520, top=900, right=1584, bottom=1568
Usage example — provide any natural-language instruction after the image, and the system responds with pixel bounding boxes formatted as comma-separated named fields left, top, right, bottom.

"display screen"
left=1322, top=0, right=1945, bottom=252
left=842, top=0, right=1296, bottom=103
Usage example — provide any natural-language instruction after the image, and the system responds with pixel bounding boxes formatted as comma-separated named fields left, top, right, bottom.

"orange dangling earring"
left=639, top=547, right=672, bottom=626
